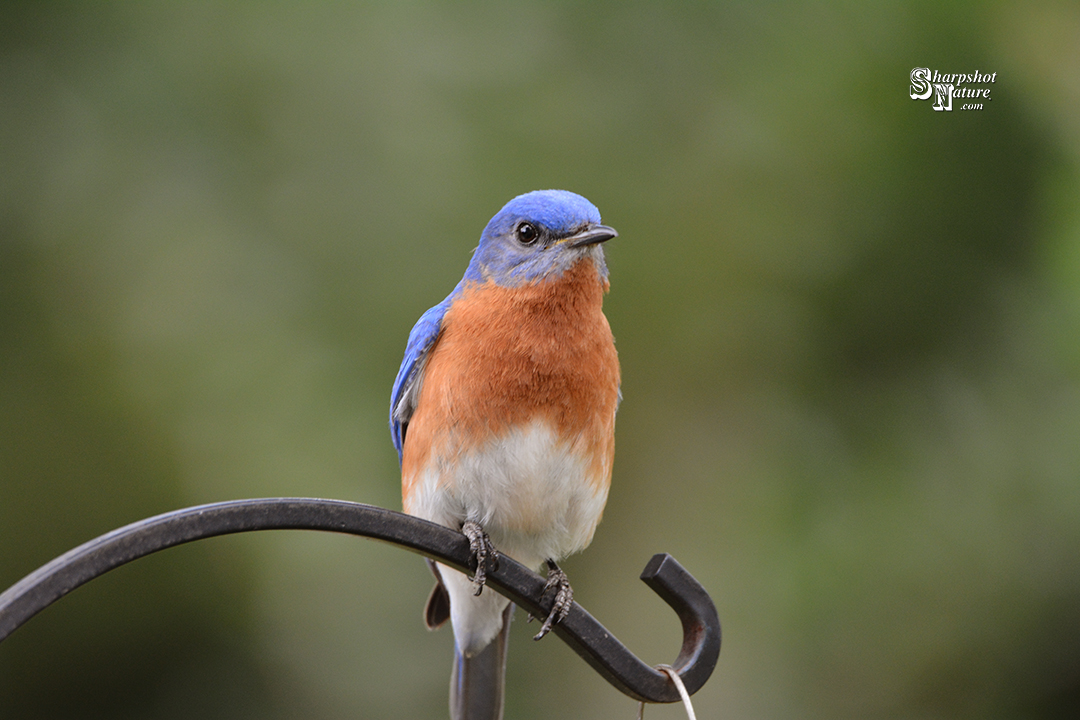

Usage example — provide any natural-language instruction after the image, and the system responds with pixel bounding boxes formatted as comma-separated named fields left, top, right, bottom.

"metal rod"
left=0, top=498, right=720, bottom=703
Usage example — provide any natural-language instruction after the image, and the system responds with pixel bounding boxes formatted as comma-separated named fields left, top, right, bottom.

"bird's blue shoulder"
left=389, top=284, right=463, bottom=461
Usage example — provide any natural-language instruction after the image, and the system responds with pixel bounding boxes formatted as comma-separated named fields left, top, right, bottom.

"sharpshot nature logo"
left=910, top=68, right=996, bottom=111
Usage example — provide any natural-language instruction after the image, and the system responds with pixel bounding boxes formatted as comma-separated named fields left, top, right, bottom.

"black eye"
left=516, top=222, right=538, bottom=245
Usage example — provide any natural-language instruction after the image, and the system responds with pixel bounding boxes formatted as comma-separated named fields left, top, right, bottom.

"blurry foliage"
left=2, top=1, right=1079, bottom=719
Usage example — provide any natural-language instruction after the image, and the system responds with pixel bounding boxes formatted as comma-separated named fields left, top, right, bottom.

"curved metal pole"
left=0, top=498, right=720, bottom=703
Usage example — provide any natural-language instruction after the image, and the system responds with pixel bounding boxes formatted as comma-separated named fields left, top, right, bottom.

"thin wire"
left=636, top=665, right=698, bottom=720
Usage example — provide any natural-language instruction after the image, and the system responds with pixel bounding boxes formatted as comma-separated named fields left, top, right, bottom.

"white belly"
left=405, top=418, right=609, bottom=572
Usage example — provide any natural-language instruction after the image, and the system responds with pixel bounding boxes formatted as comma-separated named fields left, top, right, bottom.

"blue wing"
left=390, top=292, right=456, bottom=463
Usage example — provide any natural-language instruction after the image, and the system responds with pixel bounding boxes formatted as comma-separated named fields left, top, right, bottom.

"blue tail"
left=449, top=603, right=513, bottom=720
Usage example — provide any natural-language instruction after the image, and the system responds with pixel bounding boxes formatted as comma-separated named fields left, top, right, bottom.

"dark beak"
left=564, top=224, right=618, bottom=248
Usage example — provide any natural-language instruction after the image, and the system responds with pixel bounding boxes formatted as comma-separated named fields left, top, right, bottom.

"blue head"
left=463, top=190, right=616, bottom=286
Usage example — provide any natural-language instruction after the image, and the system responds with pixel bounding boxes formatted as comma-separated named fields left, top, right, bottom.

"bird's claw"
left=530, top=560, right=573, bottom=641
left=461, top=520, right=497, bottom=595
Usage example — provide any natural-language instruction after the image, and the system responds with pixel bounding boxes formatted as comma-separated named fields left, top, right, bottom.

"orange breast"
left=402, top=259, right=620, bottom=498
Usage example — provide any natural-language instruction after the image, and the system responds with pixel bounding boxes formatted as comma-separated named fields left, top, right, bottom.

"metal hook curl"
left=0, top=498, right=720, bottom=703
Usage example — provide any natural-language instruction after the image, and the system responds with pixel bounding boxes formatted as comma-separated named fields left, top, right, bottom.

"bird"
left=390, top=189, right=621, bottom=720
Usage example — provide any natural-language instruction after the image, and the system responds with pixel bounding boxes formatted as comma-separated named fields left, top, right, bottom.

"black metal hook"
left=0, top=498, right=720, bottom=703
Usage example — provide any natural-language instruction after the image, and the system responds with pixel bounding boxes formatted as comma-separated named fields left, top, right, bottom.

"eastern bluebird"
left=390, top=189, right=620, bottom=719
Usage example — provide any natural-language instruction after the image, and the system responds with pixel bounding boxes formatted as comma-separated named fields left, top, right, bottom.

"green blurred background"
left=2, top=2, right=1079, bottom=718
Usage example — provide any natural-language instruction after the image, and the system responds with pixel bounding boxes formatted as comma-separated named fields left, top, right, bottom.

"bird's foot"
left=529, top=560, right=573, bottom=641
left=461, top=520, right=497, bottom=595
